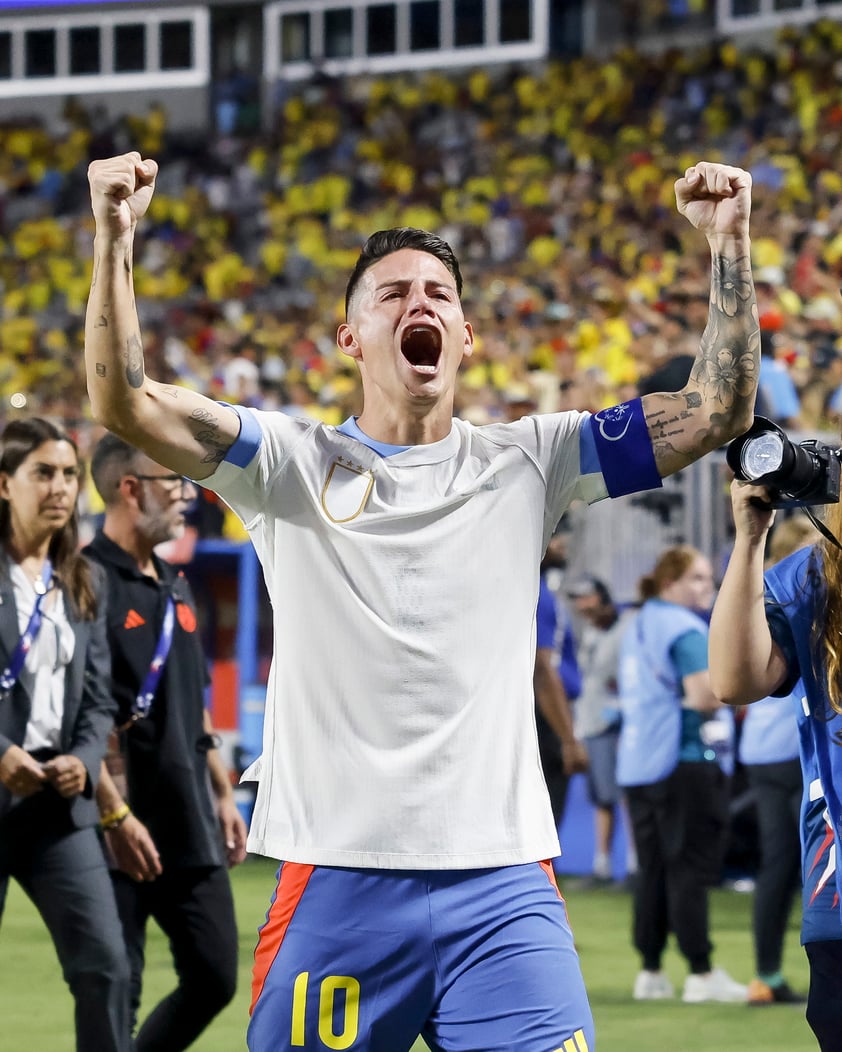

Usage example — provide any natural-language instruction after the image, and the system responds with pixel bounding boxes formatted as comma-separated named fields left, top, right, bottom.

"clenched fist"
left=88, top=151, right=158, bottom=239
left=675, top=161, right=752, bottom=240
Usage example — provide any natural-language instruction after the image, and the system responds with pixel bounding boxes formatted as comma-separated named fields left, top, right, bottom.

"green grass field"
left=0, top=858, right=815, bottom=1051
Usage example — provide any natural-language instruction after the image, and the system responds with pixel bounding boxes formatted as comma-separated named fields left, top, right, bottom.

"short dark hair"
left=90, top=431, right=143, bottom=505
left=344, top=228, right=463, bottom=315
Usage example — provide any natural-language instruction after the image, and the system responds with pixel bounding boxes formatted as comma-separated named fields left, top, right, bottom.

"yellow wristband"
left=100, top=803, right=131, bottom=830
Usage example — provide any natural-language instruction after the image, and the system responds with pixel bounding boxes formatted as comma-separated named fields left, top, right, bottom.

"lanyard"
left=0, top=560, right=54, bottom=693
left=131, top=593, right=175, bottom=720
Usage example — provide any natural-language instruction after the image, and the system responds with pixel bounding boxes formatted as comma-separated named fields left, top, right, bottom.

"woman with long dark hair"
left=0, top=417, right=130, bottom=1051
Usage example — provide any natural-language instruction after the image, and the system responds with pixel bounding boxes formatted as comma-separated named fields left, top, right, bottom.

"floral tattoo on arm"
left=647, top=252, right=759, bottom=470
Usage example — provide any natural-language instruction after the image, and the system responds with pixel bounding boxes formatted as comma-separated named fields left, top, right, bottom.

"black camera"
left=725, top=416, right=842, bottom=509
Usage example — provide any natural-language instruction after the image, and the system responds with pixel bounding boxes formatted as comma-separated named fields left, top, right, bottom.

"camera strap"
left=804, top=506, right=842, bottom=551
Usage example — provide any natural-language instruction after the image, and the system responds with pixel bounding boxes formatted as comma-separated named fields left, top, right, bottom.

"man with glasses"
left=86, top=432, right=248, bottom=1052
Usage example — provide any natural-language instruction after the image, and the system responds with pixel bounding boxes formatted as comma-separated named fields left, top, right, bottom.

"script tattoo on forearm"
left=191, top=408, right=230, bottom=464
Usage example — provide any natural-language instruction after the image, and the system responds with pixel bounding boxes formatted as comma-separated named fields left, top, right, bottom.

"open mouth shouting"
left=401, top=325, right=442, bottom=376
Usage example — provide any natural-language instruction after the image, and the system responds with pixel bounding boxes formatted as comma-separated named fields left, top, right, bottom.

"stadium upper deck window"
left=114, top=24, right=146, bottom=73
left=70, top=26, right=101, bottom=76
left=411, top=0, right=440, bottom=50
left=25, top=29, right=56, bottom=78
left=281, top=13, right=310, bottom=62
left=367, top=4, right=396, bottom=54
left=0, top=33, right=10, bottom=79
left=325, top=8, right=353, bottom=59
left=160, top=20, right=193, bottom=71
left=454, top=0, right=484, bottom=47
left=499, top=0, right=530, bottom=43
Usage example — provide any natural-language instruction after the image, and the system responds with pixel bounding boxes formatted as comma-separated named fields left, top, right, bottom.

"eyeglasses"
left=131, top=474, right=195, bottom=495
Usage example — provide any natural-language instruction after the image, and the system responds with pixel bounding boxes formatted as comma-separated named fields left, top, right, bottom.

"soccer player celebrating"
left=85, top=152, right=757, bottom=1051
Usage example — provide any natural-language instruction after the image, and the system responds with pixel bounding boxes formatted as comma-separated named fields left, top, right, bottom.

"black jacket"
left=84, top=531, right=223, bottom=868
left=0, top=552, right=115, bottom=827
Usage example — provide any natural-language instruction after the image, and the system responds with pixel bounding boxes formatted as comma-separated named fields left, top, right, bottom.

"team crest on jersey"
left=321, top=459, right=374, bottom=523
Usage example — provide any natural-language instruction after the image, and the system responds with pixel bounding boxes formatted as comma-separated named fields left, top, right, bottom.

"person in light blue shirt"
left=618, top=545, right=744, bottom=1005
left=758, top=331, right=801, bottom=427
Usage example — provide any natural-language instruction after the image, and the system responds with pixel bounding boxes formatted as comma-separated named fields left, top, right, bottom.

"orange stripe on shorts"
left=250, top=862, right=315, bottom=1016
left=539, top=859, right=564, bottom=900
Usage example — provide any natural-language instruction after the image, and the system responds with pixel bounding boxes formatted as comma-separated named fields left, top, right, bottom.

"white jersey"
left=204, top=408, right=609, bottom=868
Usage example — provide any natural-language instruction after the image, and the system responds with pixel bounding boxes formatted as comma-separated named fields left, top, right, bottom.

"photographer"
left=710, top=444, right=842, bottom=1049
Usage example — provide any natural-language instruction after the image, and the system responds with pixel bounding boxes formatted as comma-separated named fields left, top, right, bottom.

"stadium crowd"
left=2, top=11, right=838, bottom=1039
left=2, top=19, right=842, bottom=508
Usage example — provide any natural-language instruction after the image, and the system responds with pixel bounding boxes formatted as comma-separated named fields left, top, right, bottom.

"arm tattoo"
left=125, top=333, right=144, bottom=389
left=191, top=408, right=231, bottom=465
left=682, top=253, right=757, bottom=452
left=96, top=363, right=107, bottom=377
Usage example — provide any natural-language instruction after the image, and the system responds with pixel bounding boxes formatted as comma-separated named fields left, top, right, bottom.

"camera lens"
left=740, top=431, right=785, bottom=480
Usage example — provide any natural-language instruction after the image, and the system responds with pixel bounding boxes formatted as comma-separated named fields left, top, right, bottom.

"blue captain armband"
left=585, top=398, right=662, bottom=498
left=219, top=403, right=262, bottom=468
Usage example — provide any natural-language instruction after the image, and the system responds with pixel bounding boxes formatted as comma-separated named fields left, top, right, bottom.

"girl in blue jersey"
left=618, top=545, right=746, bottom=1004
left=711, top=481, right=842, bottom=1051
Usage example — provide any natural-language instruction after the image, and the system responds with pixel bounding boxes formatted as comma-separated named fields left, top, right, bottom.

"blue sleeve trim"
left=221, top=403, right=262, bottom=468
left=587, top=398, right=661, bottom=498
left=579, top=418, right=600, bottom=476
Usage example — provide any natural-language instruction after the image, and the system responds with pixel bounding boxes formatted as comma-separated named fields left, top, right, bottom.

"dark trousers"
left=746, top=759, right=802, bottom=976
left=805, top=941, right=842, bottom=1051
left=0, top=794, right=131, bottom=1052
left=538, top=734, right=569, bottom=830
left=112, top=863, right=239, bottom=1052
left=626, top=762, right=729, bottom=973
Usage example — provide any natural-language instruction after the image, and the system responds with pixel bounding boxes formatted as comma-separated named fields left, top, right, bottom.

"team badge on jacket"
left=321, top=459, right=374, bottom=523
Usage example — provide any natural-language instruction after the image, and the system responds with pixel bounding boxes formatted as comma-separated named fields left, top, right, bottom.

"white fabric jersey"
left=204, top=408, right=608, bottom=868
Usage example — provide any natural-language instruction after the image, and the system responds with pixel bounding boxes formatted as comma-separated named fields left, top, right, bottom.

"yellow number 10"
left=291, top=971, right=361, bottom=1049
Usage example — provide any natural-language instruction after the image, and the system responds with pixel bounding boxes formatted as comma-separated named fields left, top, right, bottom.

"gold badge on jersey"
left=321, top=458, right=374, bottom=523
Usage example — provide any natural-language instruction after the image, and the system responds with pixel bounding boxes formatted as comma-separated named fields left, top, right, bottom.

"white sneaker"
left=682, top=967, right=748, bottom=1003
left=634, top=970, right=675, bottom=1000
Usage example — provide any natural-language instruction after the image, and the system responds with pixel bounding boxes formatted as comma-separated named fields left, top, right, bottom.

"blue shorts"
left=248, top=861, right=594, bottom=1052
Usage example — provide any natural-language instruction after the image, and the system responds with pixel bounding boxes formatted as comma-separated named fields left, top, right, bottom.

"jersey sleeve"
left=198, top=405, right=315, bottom=529
left=669, top=629, right=708, bottom=677
left=764, top=545, right=818, bottom=697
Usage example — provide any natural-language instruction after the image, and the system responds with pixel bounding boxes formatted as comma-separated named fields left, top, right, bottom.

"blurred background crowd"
left=4, top=15, right=842, bottom=516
